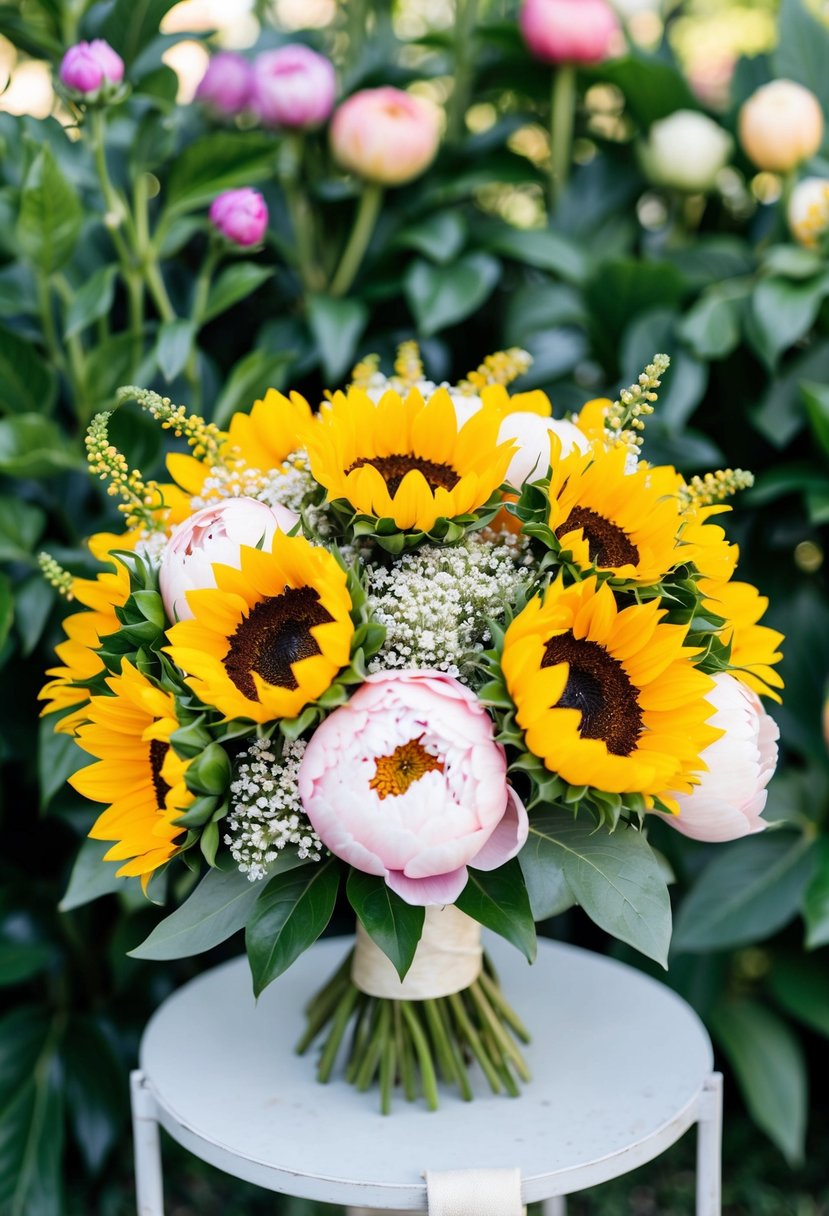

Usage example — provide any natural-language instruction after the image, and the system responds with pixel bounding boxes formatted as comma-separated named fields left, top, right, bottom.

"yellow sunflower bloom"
left=546, top=441, right=685, bottom=585
left=502, top=577, right=721, bottom=808
left=165, top=531, right=353, bottom=724
left=479, top=385, right=553, bottom=418
left=700, top=576, right=784, bottom=702
left=69, top=660, right=193, bottom=884
left=306, top=386, right=515, bottom=533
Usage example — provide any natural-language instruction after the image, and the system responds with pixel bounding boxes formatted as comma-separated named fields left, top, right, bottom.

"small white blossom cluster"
left=365, top=534, right=531, bottom=679
left=133, top=530, right=170, bottom=566
left=225, top=737, right=322, bottom=882
left=189, top=451, right=330, bottom=536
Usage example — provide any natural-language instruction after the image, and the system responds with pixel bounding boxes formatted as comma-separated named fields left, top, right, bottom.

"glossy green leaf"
left=710, top=998, right=806, bottom=1165
left=345, top=869, right=424, bottom=980
left=677, top=286, right=743, bottom=361
left=62, top=1016, right=126, bottom=1174
left=154, top=317, right=195, bottom=382
left=750, top=273, right=829, bottom=369
left=307, top=294, right=368, bottom=385
left=103, top=0, right=179, bottom=64
left=762, top=244, right=825, bottom=279
left=800, top=380, right=829, bottom=461
left=803, top=837, right=829, bottom=949
left=16, top=144, right=82, bottom=273
left=59, top=838, right=133, bottom=912
left=0, top=498, right=46, bottom=562
left=0, top=1007, right=63, bottom=1215
left=0, top=573, right=12, bottom=654
left=165, top=132, right=277, bottom=213
left=394, top=211, right=467, bottom=264
left=14, top=575, right=54, bottom=656
left=598, top=51, right=699, bottom=125
left=246, top=859, right=340, bottom=996
left=203, top=262, right=272, bottom=323
left=775, top=0, right=829, bottom=130
left=211, top=349, right=292, bottom=429
left=767, top=952, right=829, bottom=1038
left=672, top=834, right=816, bottom=954
left=456, top=859, right=537, bottom=962
left=404, top=252, right=500, bottom=336
left=0, top=942, right=54, bottom=987
left=518, top=834, right=575, bottom=920
left=751, top=338, right=829, bottom=447
left=0, top=325, right=57, bottom=415
left=39, top=716, right=86, bottom=812
left=478, top=224, right=589, bottom=284
left=64, top=266, right=118, bottom=340
left=0, top=414, right=81, bottom=478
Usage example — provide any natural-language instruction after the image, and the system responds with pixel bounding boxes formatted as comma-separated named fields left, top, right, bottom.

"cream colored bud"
left=739, top=80, right=824, bottom=173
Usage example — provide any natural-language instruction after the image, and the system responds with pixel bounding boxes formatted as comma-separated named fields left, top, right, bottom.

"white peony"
left=640, top=110, right=732, bottom=193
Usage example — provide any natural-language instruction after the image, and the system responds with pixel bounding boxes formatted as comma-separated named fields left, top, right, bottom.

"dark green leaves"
left=0, top=326, right=57, bottom=416
left=103, top=0, right=180, bottom=65
left=245, top=859, right=340, bottom=996
left=404, top=253, right=500, bottom=336
left=307, top=294, right=368, bottom=384
left=203, top=262, right=272, bottom=324
left=0, top=1008, right=63, bottom=1215
left=455, top=860, right=536, bottom=962
left=165, top=132, right=277, bottom=213
left=346, top=869, right=424, bottom=980
left=16, top=146, right=82, bottom=274
left=64, top=266, right=119, bottom=341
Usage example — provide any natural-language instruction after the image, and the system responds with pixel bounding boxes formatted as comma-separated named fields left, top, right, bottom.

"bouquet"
left=41, top=344, right=783, bottom=1113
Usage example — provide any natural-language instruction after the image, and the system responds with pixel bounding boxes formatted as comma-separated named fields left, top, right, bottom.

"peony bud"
left=330, top=87, right=440, bottom=186
left=499, top=412, right=590, bottom=490
left=59, top=39, right=124, bottom=100
left=738, top=80, right=824, bottom=173
left=658, top=673, right=779, bottom=843
left=159, top=498, right=298, bottom=623
left=209, top=188, right=269, bottom=247
left=251, top=44, right=336, bottom=130
left=195, top=52, right=253, bottom=119
left=640, top=110, right=732, bottom=193
left=519, top=0, right=621, bottom=66
left=788, top=176, right=829, bottom=249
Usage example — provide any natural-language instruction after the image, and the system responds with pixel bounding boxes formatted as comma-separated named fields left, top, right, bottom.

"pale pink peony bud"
left=209, top=188, right=269, bottom=247
left=159, top=498, right=299, bottom=623
left=519, top=0, right=621, bottom=65
left=330, top=87, right=440, bottom=186
left=298, top=670, right=528, bottom=906
left=195, top=52, right=253, bottom=119
left=59, top=39, right=124, bottom=98
left=658, top=673, right=779, bottom=843
left=738, top=80, right=824, bottom=173
left=251, top=44, right=336, bottom=130
left=499, top=412, right=590, bottom=490
left=640, top=110, right=732, bottom=193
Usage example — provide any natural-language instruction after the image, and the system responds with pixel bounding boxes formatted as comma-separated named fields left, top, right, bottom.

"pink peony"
left=59, top=39, right=124, bottom=97
left=196, top=52, right=253, bottom=119
left=159, top=498, right=299, bottom=624
left=519, top=0, right=621, bottom=66
left=209, top=188, right=269, bottom=247
left=738, top=80, right=824, bottom=173
left=658, top=673, right=779, bottom=842
left=251, top=45, right=336, bottom=130
left=298, top=670, right=528, bottom=905
left=330, top=87, right=440, bottom=186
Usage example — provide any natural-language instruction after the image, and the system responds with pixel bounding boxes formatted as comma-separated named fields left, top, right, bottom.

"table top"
left=139, top=934, right=714, bottom=1208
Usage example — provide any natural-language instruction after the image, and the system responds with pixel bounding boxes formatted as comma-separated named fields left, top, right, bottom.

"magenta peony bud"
left=209, top=188, right=269, bottom=247
left=195, top=51, right=253, bottom=119
left=330, top=87, right=440, bottom=186
left=251, top=44, right=336, bottom=130
left=519, top=0, right=621, bottom=65
left=59, top=39, right=124, bottom=99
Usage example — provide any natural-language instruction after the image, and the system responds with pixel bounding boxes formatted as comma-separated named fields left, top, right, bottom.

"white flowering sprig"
left=680, top=468, right=755, bottom=509
left=605, top=353, right=670, bottom=457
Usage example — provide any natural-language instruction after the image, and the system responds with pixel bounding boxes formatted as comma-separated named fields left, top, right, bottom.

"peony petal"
left=471, top=787, right=529, bottom=871
left=385, top=866, right=469, bottom=907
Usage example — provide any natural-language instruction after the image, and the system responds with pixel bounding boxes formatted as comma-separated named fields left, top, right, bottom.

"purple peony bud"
left=59, top=39, right=124, bottom=98
left=208, top=188, right=269, bottom=247
left=251, top=44, right=336, bottom=130
left=195, top=51, right=253, bottom=119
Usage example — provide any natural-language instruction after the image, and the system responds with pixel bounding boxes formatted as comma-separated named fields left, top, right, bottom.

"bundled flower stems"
left=41, top=343, right=783, bottom=1110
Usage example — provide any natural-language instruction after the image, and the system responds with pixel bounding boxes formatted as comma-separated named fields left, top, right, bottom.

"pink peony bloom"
left=738, top=80, right=824, bottom=173
left=209, top=188, right=269, bottom=247
left=251, top=45, right=336, bottom=130
left=330, top=87, right=440, bottom=186
left=298, top=670, right=528, bottom=905
left=499, top=412, right=590, bottom=489
left=658, top=673, right=779, bottom=842
left=519, top=0, right=621, bottom=66
left=159, top=497, right=299, bottom=623
left=59, top=39, right=124, bottom=97
left=196, top=52, right=253, bottom=119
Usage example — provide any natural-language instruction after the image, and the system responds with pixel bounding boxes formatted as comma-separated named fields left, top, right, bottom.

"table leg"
left=131, top=1070, right=165, bottom=1216
left=541, top=1198, right=567, bottom=1216
left=696, top=1072, right=723, bottom=1216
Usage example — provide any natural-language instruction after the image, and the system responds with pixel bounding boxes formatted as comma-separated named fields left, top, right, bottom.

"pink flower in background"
left=59, top=39, right=124, bottom=96
left=658, top=673, right=779, bottom=842
left=251, top=45, right=336, bottom=130
left=519, top=0, right=621, bottom=65
left=298, top=670, right=528, bottom=905
left=330, top=87, right=440, bottom=185
left=738, top=80, right=824, bottom=173
left=209, top=188, right=269, bottom=246
left=159, top=498, right=299, bottom=623
left=196, top=52, right=253, bottom=119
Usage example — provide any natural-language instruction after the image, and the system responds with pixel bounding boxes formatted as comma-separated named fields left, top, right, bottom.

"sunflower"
left=700, top=576, right=784, bottom=702
left=69, top=660, right=193, bottom=884
left=501, top=576, right=720, bottom=808
left=306, top=386, right=514, bottom=534
left=165, top=530, right=353, bottom=723
left=546, top=441, right=684, bottom=585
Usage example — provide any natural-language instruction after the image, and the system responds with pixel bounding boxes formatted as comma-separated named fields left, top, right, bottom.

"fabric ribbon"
left=351, top=904, right=482, bottom=1000
left=425, top=1168, right=525, bottom=1216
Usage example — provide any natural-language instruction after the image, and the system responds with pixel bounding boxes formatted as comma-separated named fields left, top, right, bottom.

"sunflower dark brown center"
left=542, top=632, right=643, bottom=756
left=223, top=587, right=333, bottom=701
left=346, top=454, right=460, bottom=497
left=149, top=739, right=171, bottom=808
left=369, top=737, right=444, bottom=799
left=556, top=506, right=639, bottom=568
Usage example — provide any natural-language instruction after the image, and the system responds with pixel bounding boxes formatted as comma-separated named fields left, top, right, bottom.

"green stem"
left=346, top=0, right=367, bottom=73
left=448, top=991, right=502, bottom=1094
left=90, top=108, right=132, bottom=268
left=400, top=1002, right=439, bottom=1111
left=52, top=273, right=89, bottom=419
left=36, top=273, right=65, bottom=373
left=469, top=981, right=531, bottom=1081
left=143, top=259, right=176, bottom=323
left=328, top=182, right=383, bottom=298
left=448, top=0, right=479, bottom=142
left=478, top=969, right=531, bottom=1043
left=317, top=984, right=359, bottom=1083
left=281, top=135, right=326, bottom=292
left=549, top=64, right=577, bottom=213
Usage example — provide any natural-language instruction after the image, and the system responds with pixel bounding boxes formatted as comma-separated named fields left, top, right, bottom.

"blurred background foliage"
left=1, top=0, right=829, bottom=1211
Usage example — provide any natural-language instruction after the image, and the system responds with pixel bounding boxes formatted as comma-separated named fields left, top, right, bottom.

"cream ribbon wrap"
left=425, top=1168, right=525, bottom=1216
left=351, top=905, right=483, bottom=1000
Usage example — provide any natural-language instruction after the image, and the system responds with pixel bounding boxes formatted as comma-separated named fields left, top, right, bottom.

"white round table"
left=131, top=935, right=722, bottom=1215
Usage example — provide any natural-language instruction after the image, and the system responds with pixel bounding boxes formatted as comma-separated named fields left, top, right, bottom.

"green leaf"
left=211, top=349, right=292, bottom=429
left=154, top=317, right=195, bottom=382
left=762, top=244, right=825, bottom=279
left=345, top=869, right=424, bottom=980
left=61, top=1016, right=126, bottom=1174
left=526, top=813, right=672, bottom=967
left=751, top=339, right=829, bottom=447
left=0, top=573, right=12, bottom=654
left=709, top=998, right=806, bottom=1165
left=0, top=943, right=54, bottom=988
left=803, top=837, right=829, bottom=948
left=14, top=575, right=54, bottom=656
left=16, top=144, right=82, bottom=274
left=774, top=0, right=829, bottom=132
left=394, top=211, right=467, bottom=264
left=518, top=835, right=575, bottom=920
left=245, top=858, right=340, bottom=996
left=59, top=838, right=132, bottom=912
left=0, top=1007, right=63, bottom=1215
left=477, top=224, right=589, bottom=284
left=767, top=952, right=829, bottom=1038
left=203, top=262, right=272, bottom=323
left=39, top=716, right=86, bottom=812
left=307, top=294, right=368, bottom=385
left=586, top=260, right=686, bottom=352
left=455, top=859, right=537, bottom=962
left=165, top=132, right=277, bottom=214
left=0, top=325, right=57, bottom=415
left=598, top=51, right=699, bottom=125
left=64, top=266, right=118, bottom=340
left=750, top=274, right=829, bottom=369
left=404, top=252, right=501, bottom=337
left=672, top=834, right=817, bottom=954
left=800, top=380, right=829, bottom=461
left=103, top=0, right=179, bottom=64
left=0, top=414, right=81, bottom=478
left=676, top=286, right=744, bottom=361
